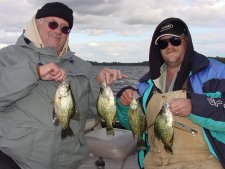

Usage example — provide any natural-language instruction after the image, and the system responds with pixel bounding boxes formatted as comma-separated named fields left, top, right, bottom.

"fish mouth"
left=99, top=82, right=107, bottom=93
left=100, top=82, right=107, bottom=88
left=100, top=87, right=104, bottom=93
left=62, top=79, right=70, bottom=84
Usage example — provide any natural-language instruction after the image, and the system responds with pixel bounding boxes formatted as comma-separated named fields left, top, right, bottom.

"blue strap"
left=142, top=79, right=153, bottom=112
left=138, top=79, right=153, bottom=169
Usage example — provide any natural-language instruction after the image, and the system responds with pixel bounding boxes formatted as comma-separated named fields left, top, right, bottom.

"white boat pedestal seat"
left=85, top=127, right=137, bottom=169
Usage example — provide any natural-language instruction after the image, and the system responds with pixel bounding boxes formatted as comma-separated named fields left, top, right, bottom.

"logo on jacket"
left=207, top=98, right=223, bottom=107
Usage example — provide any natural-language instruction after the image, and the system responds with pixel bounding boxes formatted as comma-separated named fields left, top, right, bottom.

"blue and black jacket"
left=116, top=17, right=225, bottom=169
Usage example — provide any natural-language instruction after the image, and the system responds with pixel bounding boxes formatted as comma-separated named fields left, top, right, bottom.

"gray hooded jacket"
left=0, top=18, right=99, bottom=169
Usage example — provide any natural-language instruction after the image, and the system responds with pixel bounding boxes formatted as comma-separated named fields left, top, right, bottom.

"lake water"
left=92, top=65, right=149, bottom=94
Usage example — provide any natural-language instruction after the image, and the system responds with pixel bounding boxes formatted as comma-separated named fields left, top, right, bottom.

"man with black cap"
left=116, top=17, right=225, bottom=168
left=0, top=2, right=127, bottom=169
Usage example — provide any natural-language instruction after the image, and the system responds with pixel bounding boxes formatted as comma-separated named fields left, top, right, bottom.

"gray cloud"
left=0, top=0, right=224, bottom=62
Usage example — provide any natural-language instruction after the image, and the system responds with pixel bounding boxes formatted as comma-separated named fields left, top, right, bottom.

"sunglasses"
left=40, top=19, right=71, bottom=34
left=157, top=36, right=183, bottom=50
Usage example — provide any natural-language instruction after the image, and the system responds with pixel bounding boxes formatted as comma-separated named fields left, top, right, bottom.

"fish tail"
left=106, top=126, right=114, bottom=136
left=137, top=139, right=146, bottom=150
left=164, top=144, right=173, bottom=154
left=61, top=126, right=74, bottom=139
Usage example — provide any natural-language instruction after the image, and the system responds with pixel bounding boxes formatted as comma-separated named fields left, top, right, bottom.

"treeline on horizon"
left=89, top=56, right=225, bottom=65
left=89, top=61, right=149, bottom=66
left=212, top=56, right=225, bottom=64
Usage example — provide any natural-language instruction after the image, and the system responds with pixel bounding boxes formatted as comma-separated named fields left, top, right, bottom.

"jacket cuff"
left=116, top=86, right=137, bottom=98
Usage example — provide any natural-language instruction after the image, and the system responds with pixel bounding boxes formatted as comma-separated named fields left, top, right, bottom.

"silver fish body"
left=54, top=80, right=79, bottom=139
left=97, top=85, right=116, bottom=135
left=154, top=103, right=174, bottom=153
left=128, top=97, right=147, bottom=150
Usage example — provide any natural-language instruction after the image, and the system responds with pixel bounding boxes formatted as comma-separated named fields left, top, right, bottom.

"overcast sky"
left=0, top=0, right=225, bottom=62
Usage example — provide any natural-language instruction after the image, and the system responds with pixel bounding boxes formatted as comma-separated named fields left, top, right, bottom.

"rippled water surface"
left=91, top=65, right=149, bottom=94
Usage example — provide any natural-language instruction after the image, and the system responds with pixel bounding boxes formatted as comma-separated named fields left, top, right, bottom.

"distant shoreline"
left=88, top=56, right=225, bottom=65
left=89, top=61, right=149, bottom=66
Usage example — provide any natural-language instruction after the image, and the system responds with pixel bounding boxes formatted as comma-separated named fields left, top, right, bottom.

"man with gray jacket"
left=0, top=2, right=126, bottom=169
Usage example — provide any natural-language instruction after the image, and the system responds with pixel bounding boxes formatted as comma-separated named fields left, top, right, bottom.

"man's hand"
left=120, top=89, right=135, bottom=106
left=37, top=63, right=67, bottom=82
left=96, top=67, right=128, bottom=85
left=169, top=98, right=192, bottom=117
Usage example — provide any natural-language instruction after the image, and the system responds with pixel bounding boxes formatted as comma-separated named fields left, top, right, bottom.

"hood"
left=148, top=17, right=195, bottom=90
left=23, top=16, right=69, bottom=56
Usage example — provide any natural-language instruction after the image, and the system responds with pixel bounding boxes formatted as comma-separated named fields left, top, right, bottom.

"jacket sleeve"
left=116, top=86, right=137, bottom=130
left=189, top=92, right=225, bottom=132
left=0, top=47, right=39, bottom=111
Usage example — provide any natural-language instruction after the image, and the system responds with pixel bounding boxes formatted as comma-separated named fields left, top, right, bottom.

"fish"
left=154, top=103, right=174, bottom=154
left=128, top=94, right=147, bottom=150
left=53, top=79, right=80, bottom=139
left=97, top=83, right=116, bottom=136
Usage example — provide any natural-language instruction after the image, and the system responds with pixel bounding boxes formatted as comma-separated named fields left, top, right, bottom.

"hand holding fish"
left=169, top=98, right=192, bottom=117
left=120, top=89, right=135, bottom=106
left=37, top=63, right=67, bottom=82
left=96, top=67, right=128, bottom=85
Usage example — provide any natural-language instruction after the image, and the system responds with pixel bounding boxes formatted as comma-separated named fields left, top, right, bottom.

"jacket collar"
left=16, top=35, right=74, bottom=63
left=190, top=52, right=209, bottom=75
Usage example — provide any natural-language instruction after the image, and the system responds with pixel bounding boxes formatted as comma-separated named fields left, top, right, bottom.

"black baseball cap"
left=155, top=20, right=186, bottom=45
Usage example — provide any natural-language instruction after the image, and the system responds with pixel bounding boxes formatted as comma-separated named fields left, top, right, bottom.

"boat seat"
left=85, top=127, right=137, bottom=167
left=84, top=118, right=100, bottom=133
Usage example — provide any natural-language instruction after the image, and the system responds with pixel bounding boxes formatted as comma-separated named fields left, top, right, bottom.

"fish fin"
left=106, top=126, right=114, bottom=136
left=52, top=111, right=59, bottom=125
left=61, top=126, right=74, bottom=139
left=52, top=117, right=56, bottom=123
left=137, top=139, right=146, bottom=150
left=99, top=86, right=105, bottom=93
left=164, top=144, right=173, bottom=154
left=52, top=109, right=56, bottom=120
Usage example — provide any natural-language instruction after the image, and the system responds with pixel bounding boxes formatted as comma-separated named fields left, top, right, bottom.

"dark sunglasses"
left=41, top=19, right=71, bottom=34
left=157, top=36, right=183, bottom=50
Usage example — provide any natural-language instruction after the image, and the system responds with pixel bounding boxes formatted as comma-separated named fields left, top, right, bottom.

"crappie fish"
left=128, top=95, right=147, bottom=150
left=97, top=84, right=116, bottom=135
left=53, top=80, right=80, bottom=139
left=154, top=103, right=174, bottom=154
